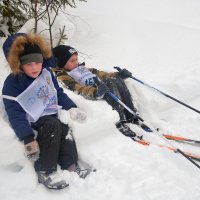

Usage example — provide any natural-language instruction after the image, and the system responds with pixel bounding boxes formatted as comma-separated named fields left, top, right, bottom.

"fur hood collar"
left=6, top=33, right=52, bottom=75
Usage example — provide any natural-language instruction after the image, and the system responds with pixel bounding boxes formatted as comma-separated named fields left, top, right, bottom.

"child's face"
left=64, top=54, right=78, bottom=71
left=22, top=62, right=42, bottom=78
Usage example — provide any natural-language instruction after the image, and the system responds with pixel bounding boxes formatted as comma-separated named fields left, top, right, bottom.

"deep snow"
left=0, top=0, right=200, bottom=199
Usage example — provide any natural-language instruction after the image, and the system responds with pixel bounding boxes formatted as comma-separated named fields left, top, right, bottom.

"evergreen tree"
left=0, top=0, right=29, bottom=37
left=0, top=0, right=86, bottom=46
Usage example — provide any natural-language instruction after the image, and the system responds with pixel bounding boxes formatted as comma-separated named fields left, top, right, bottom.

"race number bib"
left=16, top=69, right=58, bottom=122
left=68, top=64, right=96, bottom=86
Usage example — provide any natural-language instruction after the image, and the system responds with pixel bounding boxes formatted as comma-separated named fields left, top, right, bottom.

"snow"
left=1, top=0, right=200, bottom=199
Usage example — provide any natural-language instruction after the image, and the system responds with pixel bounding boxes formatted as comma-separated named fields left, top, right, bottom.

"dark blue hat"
left=52, top=45, right=78, bottom=68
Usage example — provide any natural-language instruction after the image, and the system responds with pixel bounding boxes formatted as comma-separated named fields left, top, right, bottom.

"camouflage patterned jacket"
left=52, top=67, right=118, bottom=100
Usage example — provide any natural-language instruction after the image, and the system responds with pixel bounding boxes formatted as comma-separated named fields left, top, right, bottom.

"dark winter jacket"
left=2, top=33, right=76, bottom=142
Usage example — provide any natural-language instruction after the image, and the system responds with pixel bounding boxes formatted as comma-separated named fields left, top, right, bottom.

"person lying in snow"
left=52, top=45, right=147, bottom=139
left=2, top=33, right=92, bottom=190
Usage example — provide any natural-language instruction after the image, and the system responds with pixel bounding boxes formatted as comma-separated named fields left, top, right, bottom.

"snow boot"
left=75, top=164, right=95, bottom=179
left=37, top=171, right=68, bottom=190
left=116, top=121, right=143, bottom=140
left=116, top=121, right=136, bottom=137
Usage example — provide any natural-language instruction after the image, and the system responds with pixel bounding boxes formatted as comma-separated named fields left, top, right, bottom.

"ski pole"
left=94, top=77, right=141, bottom=120
left=114, top=66, right=200, bottom=114
left=94, top=78, right=200, bottom=170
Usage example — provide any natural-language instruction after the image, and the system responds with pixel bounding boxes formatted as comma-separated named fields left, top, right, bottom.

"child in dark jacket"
left=52, top=45, right=144, bottom=138
left=2, top=33, right=90, bottom=190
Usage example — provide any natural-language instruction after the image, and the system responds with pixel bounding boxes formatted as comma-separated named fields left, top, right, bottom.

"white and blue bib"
left=68, top=64, right=96, bottom=86
left=3, top=69, right=58, bottom=122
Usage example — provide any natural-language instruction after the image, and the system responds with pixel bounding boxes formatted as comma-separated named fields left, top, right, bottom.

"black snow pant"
left=31, top=115, right=78, bottom=173
left=103, top=77, right=138, bottom=122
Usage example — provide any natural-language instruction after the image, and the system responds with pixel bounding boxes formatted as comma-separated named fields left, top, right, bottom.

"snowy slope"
left=0, top=0, right=200, bottom=199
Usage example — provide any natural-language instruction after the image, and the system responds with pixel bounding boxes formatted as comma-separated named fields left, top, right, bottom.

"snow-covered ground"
left=0, top=0, right=200, bottom=199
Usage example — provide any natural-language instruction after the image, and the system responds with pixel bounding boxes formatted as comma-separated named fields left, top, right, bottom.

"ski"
left=162, top=134, right=200, bottom=145
left=131, top=137, right=200, bottom=162
left=139, top=124, right=200, bottom=146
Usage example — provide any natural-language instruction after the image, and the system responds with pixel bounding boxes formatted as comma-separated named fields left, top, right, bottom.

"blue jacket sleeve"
left=2, top=76, right=35, bottom=141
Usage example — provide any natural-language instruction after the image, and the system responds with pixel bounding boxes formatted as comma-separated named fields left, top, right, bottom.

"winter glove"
left=96, top=82, right=110, bottom=99
left=69, top=107, right=87, bottom=122
left=117, top=68, right=132, bottom=79
left=24, top=140, right=40, bottom=162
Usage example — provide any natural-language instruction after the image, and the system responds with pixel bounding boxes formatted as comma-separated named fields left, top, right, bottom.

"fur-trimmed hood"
left=4, top=33, right=52, bottom=74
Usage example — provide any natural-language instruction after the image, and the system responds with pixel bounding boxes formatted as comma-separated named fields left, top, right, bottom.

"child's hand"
left=118, top=68, right=132, bottom=79
left=69, top=108, right=87, bottom=122
left=24, top=140, right=40, bottom=162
